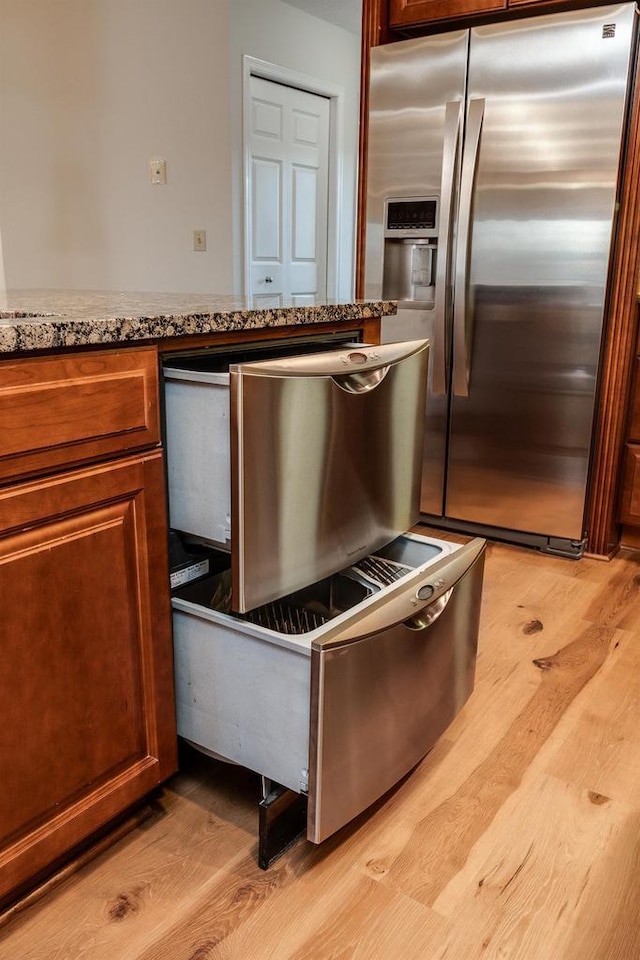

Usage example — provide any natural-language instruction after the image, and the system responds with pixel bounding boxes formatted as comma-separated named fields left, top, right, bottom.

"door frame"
left=242, top=55, right=346, bottom=301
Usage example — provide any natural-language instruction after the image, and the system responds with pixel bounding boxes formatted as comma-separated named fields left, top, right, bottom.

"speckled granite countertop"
left=0, top=291, right=397, bottom=354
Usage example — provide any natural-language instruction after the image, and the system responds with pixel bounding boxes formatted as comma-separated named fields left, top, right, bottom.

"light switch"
left=193, top=230, right=207, bottom=252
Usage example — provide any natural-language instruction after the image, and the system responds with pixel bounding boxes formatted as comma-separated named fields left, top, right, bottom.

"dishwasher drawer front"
left=231, top=340, right=429, bottom=612
left=308, top=541, right=485, bottom=843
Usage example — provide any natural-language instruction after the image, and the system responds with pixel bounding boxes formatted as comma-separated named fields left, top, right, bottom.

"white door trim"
left=242, top=55, right=345, bottom=301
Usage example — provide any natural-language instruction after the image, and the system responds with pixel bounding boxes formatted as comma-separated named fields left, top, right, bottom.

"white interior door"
left=247, top=75, right=330, bottom=306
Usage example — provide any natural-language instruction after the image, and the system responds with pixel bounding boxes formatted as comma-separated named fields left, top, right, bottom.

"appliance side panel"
left=307, top=547, right=485, bottom=844
left=164, top=377, right=231, bottom=546
left=365, top=32, right=468, bottom=518
left=446, top=4, right=636, bottom=541
left=172, top=608, right=310, bottom=794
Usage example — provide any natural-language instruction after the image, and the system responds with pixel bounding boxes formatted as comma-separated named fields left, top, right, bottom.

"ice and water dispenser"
left=381, top=197, right=439, bottom=305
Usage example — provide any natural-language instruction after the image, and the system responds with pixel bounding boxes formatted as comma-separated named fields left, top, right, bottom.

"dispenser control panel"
left=384, top=197, right=439, bottom=238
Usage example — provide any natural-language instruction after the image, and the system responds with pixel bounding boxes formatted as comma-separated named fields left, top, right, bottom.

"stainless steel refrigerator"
left=364, top=3, right=637, bottom=557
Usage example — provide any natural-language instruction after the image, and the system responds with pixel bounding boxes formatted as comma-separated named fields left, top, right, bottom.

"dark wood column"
left=586, top=58, right=640, bottom=557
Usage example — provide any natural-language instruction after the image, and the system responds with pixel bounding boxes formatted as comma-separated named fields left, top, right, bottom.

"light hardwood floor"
left=2, top=534, right=640, bottom=959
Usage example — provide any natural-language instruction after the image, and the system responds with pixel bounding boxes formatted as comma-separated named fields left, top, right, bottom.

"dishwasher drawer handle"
left=404, top=588, right=453, bottom=630
left=331, top=365, right=390, bottom=394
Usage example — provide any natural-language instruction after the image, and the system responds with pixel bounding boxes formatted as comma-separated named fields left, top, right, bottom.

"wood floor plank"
left=375, top=621, right=617, bottom=907
left=0, top=786, right=254, bottom=960
left=543, top=641, right=640, bottom=807
left=285, top=874, right=448, bottom=960
left=134, top=836, right=449, bottom=960
left=562, top=809, right=640, bottom=960
left=582, top=550, right=640, bottom=630
left=430, top=773, right=630, bottom=960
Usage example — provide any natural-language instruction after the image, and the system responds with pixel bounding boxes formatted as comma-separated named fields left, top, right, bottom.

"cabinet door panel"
left=627, top=360, right=640, bottom=442
left=0, top=453, right=176, bottom=905
left=620, top=444, right=640, bottom=525
left=389, top=0, right=505, bottom=28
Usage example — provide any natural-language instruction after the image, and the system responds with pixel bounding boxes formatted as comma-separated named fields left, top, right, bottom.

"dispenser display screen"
left=385, top=198, right=438, bottom=234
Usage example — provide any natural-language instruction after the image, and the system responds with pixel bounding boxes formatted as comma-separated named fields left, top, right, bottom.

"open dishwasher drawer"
left=171, top=532, right=485, bottom=844
left=163, top=337, right=486, bottom=851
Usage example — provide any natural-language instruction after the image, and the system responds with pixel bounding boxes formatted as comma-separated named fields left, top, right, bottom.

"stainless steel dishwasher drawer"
left=164, top=338, right=430, bottom=613
left=308, top=537, right=485, bottom=842
left=171, top=534, right=485, bottom=843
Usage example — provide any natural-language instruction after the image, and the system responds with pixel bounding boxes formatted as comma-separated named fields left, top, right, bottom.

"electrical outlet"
left=150, top=159, right=167, bottom=184
left=193, top=230, right=207, bottom=252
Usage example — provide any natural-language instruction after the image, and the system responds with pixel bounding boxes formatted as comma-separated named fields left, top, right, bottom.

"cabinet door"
left=389, top=0, right=505, bottom=28
left=0, top=452, right=176, bottom=906
left=627, top=360, right=640, bottom=442
left=620, top=444, right=640, bottom=525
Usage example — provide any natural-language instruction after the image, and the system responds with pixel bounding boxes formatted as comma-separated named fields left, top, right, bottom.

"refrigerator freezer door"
left=446, top=4, right=636, bottom=542
left=307, top=537, right=485, bottom=843
left=366, top=31, right=468, bottom=519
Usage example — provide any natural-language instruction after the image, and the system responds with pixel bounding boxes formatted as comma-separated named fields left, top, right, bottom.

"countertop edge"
left=0, top=298, right=398, bottom=355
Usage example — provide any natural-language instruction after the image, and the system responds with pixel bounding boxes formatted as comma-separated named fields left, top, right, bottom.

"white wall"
left=229, top=0, right=361, bottom=299
left=0, top=0, right=360, bottom=296
left=0, top=0, right=233, bottom=293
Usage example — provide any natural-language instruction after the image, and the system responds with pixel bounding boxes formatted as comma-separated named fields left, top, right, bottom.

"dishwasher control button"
left=347, top=351, right=368, bottom=364
left=417, top=584, right=435, bottom=601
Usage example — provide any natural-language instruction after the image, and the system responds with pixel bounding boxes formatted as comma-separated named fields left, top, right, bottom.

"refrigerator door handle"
left=433, top=100, right=463, bottom=396
left=453, top=97, right=485, bottom=398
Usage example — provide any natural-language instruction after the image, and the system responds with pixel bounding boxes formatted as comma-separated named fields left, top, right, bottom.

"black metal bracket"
left=258, top=784, right=307, bottom=870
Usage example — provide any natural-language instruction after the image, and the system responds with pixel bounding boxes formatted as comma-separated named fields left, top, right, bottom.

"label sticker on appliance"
left=170, top=559, right=210, bottom=589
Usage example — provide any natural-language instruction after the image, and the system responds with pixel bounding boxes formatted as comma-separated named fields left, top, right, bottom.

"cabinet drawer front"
left=0, top=348, right=160, bottom=482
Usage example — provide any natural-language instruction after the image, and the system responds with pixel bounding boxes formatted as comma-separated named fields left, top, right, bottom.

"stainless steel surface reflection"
left=366, top=33, right=467, bottom=517
left=446, top=7, right=636, bottom=538
left=230, top=340, right=429, bottom=612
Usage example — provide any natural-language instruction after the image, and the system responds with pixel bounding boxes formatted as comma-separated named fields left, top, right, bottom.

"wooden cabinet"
left=626, top=357, right=640, bottom=440
left=620, top=444, right=640, bottom=525
left=0, top=349, right=176, bottom=908
left=620, top=358, right=640, bottom=537
left=386, top=0, right=567, bottom=31
left=389, top=0, right=505, bottom=28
